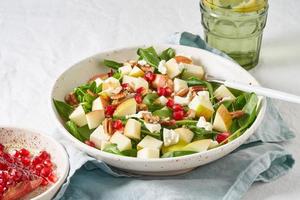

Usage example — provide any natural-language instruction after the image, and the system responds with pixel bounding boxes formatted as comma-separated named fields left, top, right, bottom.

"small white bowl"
left=50, top=44, right=266, bottom=175
left=0, top=127, right=69, bottom=199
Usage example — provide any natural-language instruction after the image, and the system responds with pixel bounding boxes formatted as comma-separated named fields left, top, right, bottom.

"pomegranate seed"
left=39, top=151, right=50, bottom=160
left=173, top=110, right=184, bottom=120
left=112, top=120, right=123, bottom=131
left=135, top=94, right=143, bottom=104
left=216, top=132, right=230, bottom=143
left=35, top=164, right=44, bottom=172
left=41, top=178, right=48, bottom=186
left=107, top=69, right=114, bottom=77
left=136, top=87, right=145, bottom=94
left=84, top=140, right=95, bottom=147
left=19, top=148, right=30, bottom=157
left=164, top=87, right=172, bottom=96
left=166, top=99, right=174, bottom=108
left=173, top=104, right=183, bottom=112
left=13, top=150, right=21, bottom=158
left=121, top=83, right=128, bottom=89
left=0, top=144, right=4, bottom=152
left=105, top=105, right=116, bottom=117
left=43, top=160, right=53, bottom=168
left=21, top=157, right=31, bottom=166
left=144, top=72, right=156, bottom=82
left=48, top=173, right=58, bottom=183
left=40, top=167, right=52, bottom=177
left=0, top=184, right=4, bottom=193
left=157, top=87, right=165, bottom=96
left=32, top=157, right=42, bottom=165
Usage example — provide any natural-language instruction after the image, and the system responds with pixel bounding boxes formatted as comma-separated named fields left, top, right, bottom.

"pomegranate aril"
left=164, top=87, right=172, bottom=96
left=21, top=157, right=31, bottom=166
left=216, top=132, right=230, bottom=144
left=144, top=72, right=156, bottom=82
left=48, top=173, right=57, bottom=183
left=84, top=140, right=95, bottom=148
left=41, top=178, right=48, bottom=186
left=112, top=120, right=123, bottom=131
left=19, top=148, right=30, bottom=157
left=0, top=184, right=4, bottom=193
left=173, top=104, right=183, bottom=112
left=32, top=157, right=42, bottom=165
left=43, top=160, right=53, bottom=168
left=121, top=83, right=128, bottom=89
left=166, top=99, right=174, bottom=108
left=157, top=87, right=165, bottom=96
left=39, top=151, right=50, bottom=160
left=0, top=144, right=4, bottom=152
left=136, top=87, right=145, bottom=94
left=135, top=94, right=143, bottom=104
left=173, top=110, right=184, bottom=120
left=105, top=105, right=116, bottom=117
left=40, top=167, right=52, bottom=177
left=35, top=164, right=44, bottom=172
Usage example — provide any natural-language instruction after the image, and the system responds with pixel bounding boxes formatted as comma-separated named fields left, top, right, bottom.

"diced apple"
left=110, top=131, right=132, bottom=151
left=102, top=77, right=121, bottom=95
left=118, top=65, right=132, bottom=76
left=180, top=63, right=205, bottom=80
left=174, top=128, right=194, bottom=143
left=129, top=66, right=144, bottom=77
left=174, top=96, right=190, bottom=106
left=144, top=123, right=161, bottom=133
left=92, top=96, right=108, bottom=111
left=113, top=98, right=137, bottom=117
left=158, top=60, right=167, bottom=74
left=152, top=74, right=169, bottom=89
left=214, top=85, right=236, bottom=101
left=182, top=139, right=212, bottom=152
left=122, top=75, right=149, bottom=91
left=86, top=110, right=105, bottom=129
left=137, top=148, right=160, bottom=159
left=188, top=95, right=214, bottom=120
left=69, top=104, right=87, bottom=127
left=208, top=140, right=219, bottom=149
left=137, top=135, right=163, bottom=150
left=90, top=125, right=111, bottom=149
left=165, top=58, right=184, bottom=78
left=174, top=78, right=188, bottom=93
left=163, top=128, right=180, bottom=147
left=122, top=75, right=137, bottom=86
left=161, top=140, right=187, bottom=154
left=124, top=119, right=141, bottom=140
left=213, top=104, right=233, bottom=132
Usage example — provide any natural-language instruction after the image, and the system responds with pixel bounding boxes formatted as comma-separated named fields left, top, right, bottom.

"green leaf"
left=238, top=93, right=258, bottom=126
left=153, top=109, right=172, bottom=118
left=175, top=120, right=198, bottom=126
left=77, top=125, right=93, bottom=140
left=53, top=99, right=74, bottom=121
left=103, top=143, right=123, bottom=155
left=121, top=149, right=137, bottom=157
left=112, top=71, right=122, bottom=80
left=141, top=129, right=161, bottom=140
left=65, top=121, right=84, bottom=141
left=103, top=59, right=123, bottom=70
left=161, top=151, right=197, bottom=158
left=187, top=126, right=218, bottom=140
left=142, top=93, right=164, bottom=112
left=137, top=47, right=160, bottom=67
left=159, top=48, right=175, bottom=61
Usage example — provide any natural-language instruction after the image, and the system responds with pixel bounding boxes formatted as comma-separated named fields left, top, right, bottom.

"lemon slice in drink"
left=202, top=0, right=266, bottom=12
left=232, top=0, right=266, bottom=12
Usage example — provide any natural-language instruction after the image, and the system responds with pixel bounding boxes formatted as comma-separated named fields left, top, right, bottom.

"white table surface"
left=0, top=0, right=300, bottom=199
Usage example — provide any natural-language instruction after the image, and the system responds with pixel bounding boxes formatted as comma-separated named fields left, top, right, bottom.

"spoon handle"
left=224, top=80, right=300, bottom=104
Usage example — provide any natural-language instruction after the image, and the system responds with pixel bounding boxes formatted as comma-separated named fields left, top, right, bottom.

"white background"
left=0, top=0, right=300, bottom=199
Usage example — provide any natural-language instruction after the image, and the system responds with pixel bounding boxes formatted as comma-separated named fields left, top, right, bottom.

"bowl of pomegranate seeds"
left=51, top=45, right=266, bottom=175
left=0, top=127, right=69, bottom=199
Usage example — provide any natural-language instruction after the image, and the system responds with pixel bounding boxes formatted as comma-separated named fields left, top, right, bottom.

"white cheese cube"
left=137, top=135, right=163, bottom=150
left=163, top=128, right=180, bottom=147
left=69, top=104, right=87, bottom=127
left=196, top=116, right=213, bottom=131
left=118, top=65, right=132, bottom=76
left=174, top=78, right=188, bottom=93
left=110, top=131, right=132, bottom=151
left=144, top=123, right=161, bottom=133
left=137, top=148, right=160, bottom=159
left=137, top=59, right=147, bottom=66
left=102, top=77, right=121, bottom=95
left=158, top=60, right=167, bottom=74
left=165, top=58, right=184, bottom=78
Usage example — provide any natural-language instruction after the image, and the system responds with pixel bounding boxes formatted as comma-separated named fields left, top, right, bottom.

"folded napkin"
left=54, top=32, right=295, bottom=200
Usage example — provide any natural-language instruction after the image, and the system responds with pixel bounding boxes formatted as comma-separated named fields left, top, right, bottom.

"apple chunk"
left=165, top=58, right=183, bottom=78
left=92, top=96, right=108, bottom=111
left=69, top=104, right=87, bottom=127
left=137, top=148, right=160, bottom=159
left=174, top=127, right=194, bottom=143
left=180, top=63, right=205, bottom=80
left=90, top=125, right=111, bottom=149
left=137, top=135, right=163, bottom=150
left=213, top=104, right=233, bottom=132
left=214, top=85, right=236, bottom=101
left=113, top=98, right=137, bottom=117
left=124, top=119, right=141, bottom=140
left=188, top=95, right=214, bottom=120
left=182, top=139, right=212, bottom=152
left=110, top=131, right=132, bottom=151
left=129, top=66, right=144, bottom=77
left=86, top=110, right=105, bottom=129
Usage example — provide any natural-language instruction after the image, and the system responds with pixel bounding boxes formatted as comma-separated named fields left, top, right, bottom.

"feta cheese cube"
left=158, top=60, right=167, bottom=74
left=196, top=116, right=213, bottom=131
left=118, top=65, right=132, bottom=76
left=144, top=123, right=161, bottom=133
left=163, top=128, right=179, bottom=147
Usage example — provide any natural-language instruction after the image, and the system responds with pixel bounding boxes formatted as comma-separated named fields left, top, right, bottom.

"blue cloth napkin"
left=54, top=32, right=295, bottom=200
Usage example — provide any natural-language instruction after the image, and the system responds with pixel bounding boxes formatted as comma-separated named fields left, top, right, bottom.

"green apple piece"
left=182, top=139, right=212, bottom=152
left=180, top=63, right=205, bottom=79
left=208, top=140, right=219, bottom=150
left=174, top=78, right=188, bottom=93
left=161, top=140, right=187, bottom=154
left=137, top=135, right=163, bottom=150
left=90, top=125, right=111, bottom=149
left=133, top=77, right=149, bottom=91
left=137, top=148, right=160, bottom=159
left=129, top=66, right=144, bottom=77
left=124, top=119, right=141, bottom=140
left=69, top=104, right=87, bottom=127
left=110, top=131, right=132, bottom=151
left=92, top=96, right=107, bottom=111
left=165, top=58, right=183, bottom=78
left=214, top=85, right=236, bottom=101
left=213, top=104, right=233, bottom=132
left=188, top=95, right=214, bottom=120
left=174, top=127, right=194, bottom=143
left=113, top=98, right=137, bottom=117
left=101, top=140, right=112, bottom=151
left=86, top=110, right=105, bottom=129
left=118, top=65, right=132, bottom=76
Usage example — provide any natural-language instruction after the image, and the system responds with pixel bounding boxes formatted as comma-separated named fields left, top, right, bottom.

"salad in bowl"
left=53, top=46, right=261, bottom=160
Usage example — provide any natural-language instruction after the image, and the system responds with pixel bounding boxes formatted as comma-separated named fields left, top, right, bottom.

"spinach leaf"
left=187, top=126, right=218, bottom=140
left=238, top=93, right=258, bottom=126
left=65, top=121, right=84, bottom=141
left=121, top=149, right=137, bottom=157
left=112, top=71, right=122, bottom=80
left=103, top=143, right=123, bottom=155
left=161, top=151, right=197, bottom=158
left=137, top=47, right=160, bottom=67
left=53, top=99, right=74, bottom=121
left=141, top=129, right=161, bottom=140
left=77, top=125, right=93, bottom=141
left=153, top=109, right=172, bottom=119
left=159, top=48, right=175, bottom=61
left=142, top=93, right=164, bottom=112
left=103, top=59, right=123, bottom=70
left=175, top=120, right=198, bottom=126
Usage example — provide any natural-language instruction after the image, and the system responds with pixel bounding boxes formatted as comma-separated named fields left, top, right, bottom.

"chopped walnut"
left=110, top=91, right=127, bottom=100
left=64, top=92, right=78, bottom=106
left=176, top=88, right=189, bottom=97
left=142, top=113, right=160, bottom=123
left=140, top=65, right=154, bottom=73
left=189, top=86, right=207, bottom=93
left=102, top=118, right=113, bottom=135
left=230, top=110, right=245, bottom=119
left=160, top=119, right=176, bottom=126
left=137, top=103, right=148, bottom=111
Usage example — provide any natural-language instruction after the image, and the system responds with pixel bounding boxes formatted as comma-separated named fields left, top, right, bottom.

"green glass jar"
left=200, top=0, right=268, bottom=70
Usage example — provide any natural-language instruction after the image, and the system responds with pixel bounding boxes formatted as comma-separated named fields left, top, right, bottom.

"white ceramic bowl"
left=0, top=127, right=69, bottom=199
left=50, top=44, right=266, bottom=175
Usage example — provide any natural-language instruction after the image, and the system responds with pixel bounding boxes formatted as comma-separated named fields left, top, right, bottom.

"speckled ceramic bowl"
left=0, top=127, right=69, bottom=199
left=50, top=44, right=266, bottom=175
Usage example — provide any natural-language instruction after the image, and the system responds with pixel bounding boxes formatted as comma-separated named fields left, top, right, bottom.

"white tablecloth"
left=0, top=0, right=299, bottom=199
